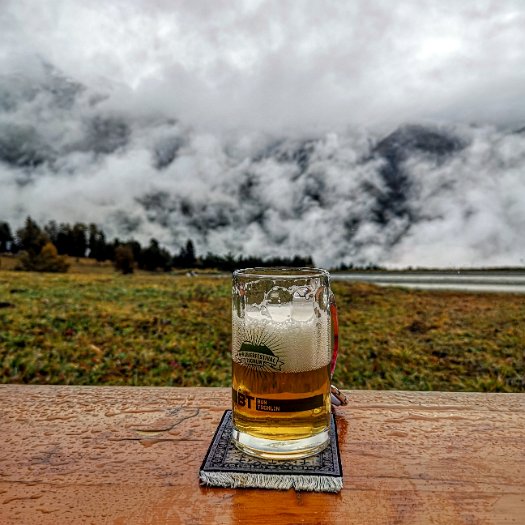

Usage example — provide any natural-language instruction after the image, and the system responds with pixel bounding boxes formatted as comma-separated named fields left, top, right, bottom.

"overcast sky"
left=1, top=0, right=525, bottom=268
left=1, top=0, right=525, bottom=133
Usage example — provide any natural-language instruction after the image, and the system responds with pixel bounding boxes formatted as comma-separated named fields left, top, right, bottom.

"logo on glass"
left=237, top=341, right=284, bottom=372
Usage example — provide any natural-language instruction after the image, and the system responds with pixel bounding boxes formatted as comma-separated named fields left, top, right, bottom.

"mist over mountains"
left=1, top=63, right=525, bottom=268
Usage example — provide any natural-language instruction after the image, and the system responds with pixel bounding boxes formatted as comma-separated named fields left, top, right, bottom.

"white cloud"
left=1, top=0, right=525, bottom=132
left=1, top=0, right=525, bottom=267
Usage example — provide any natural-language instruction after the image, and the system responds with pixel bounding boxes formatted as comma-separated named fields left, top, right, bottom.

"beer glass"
left=231, top=267, right=338, bottom=460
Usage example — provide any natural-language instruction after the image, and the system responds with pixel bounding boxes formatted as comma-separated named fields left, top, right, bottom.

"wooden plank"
left=0, top=386, right=523, bottom=524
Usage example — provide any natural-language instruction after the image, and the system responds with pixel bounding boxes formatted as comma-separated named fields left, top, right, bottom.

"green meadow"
left=0, top=263, right=523, bottom=391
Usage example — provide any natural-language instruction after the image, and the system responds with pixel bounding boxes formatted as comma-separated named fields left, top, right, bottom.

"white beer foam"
left=232, top=312, right=331, bottom=373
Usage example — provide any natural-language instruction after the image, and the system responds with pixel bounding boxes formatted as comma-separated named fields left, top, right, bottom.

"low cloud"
left=1, top=1, right=525, bottom=267
left=1, top=64, right=524, bottom=268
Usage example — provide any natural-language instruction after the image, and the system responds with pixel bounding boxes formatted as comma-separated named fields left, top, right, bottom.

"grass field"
left=0, top=263, right=523, bottom=391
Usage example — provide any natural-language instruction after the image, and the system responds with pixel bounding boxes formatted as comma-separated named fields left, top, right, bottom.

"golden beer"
left=231, top=267, right=336, bottom=460
left=232, top=362, right=331, bottom=441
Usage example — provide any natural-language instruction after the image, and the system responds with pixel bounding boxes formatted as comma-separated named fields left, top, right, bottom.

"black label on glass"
left=233, top=388, right=323, bottom=412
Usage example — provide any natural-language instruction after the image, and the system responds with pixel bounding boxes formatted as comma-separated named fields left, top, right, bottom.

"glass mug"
left=231, top=267, right=339, bottom=460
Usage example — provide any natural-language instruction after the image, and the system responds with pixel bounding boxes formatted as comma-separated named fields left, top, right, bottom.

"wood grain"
left=0, top=386, right=523, bottom=524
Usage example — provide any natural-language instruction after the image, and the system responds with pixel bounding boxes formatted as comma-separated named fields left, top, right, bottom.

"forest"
left=0, top=217, right=314, bottom=273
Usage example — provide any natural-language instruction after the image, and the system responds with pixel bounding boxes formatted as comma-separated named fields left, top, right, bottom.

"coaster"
left=199, top=411, right=343, bottom=493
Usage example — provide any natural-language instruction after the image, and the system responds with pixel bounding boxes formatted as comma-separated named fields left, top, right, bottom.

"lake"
left=332, top=271, right=525, bottom=293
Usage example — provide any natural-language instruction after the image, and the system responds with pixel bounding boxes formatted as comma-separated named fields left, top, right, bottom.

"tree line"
left=0, top=218, right=313, bottom=273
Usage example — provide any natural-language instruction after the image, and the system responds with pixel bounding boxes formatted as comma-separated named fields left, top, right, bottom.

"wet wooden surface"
left=0, top=386, right=524, bottom=524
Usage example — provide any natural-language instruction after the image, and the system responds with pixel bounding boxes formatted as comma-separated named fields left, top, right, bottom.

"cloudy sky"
left=1, top=0, right=525, bottom=268
left=2, top=0, right=525, bottom=133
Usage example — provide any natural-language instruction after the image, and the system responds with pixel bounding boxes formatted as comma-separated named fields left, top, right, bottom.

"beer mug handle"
left=329, top=291, right=348, bottom=406
left=329, top=291, right=339, bottom=378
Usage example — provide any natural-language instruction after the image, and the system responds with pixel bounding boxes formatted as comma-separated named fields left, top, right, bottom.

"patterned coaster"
left=199, top=411, right=343, bottom=492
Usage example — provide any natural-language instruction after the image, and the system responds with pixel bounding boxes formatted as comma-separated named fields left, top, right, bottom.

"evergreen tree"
left=173, top=239, right=196, bottom=268
left=55, top=223, right=72, bottom=255
left=127, top=240, right=143, bottom=264
left=0, top=221, right=13, bottom=252
left=138, top=239, right=172, bottom=271
left=185, top=239, right=196, bottom=266
left=71, top=223, right=88, bottom=257
left=16, top=217, right=48, bottom=256
left=44, top=220, right=59, bottom=246
left=88, top=224, right=109, bottom=261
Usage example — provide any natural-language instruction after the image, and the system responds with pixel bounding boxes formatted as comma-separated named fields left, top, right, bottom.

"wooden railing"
left=1, top=386, right=523, bottom=524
